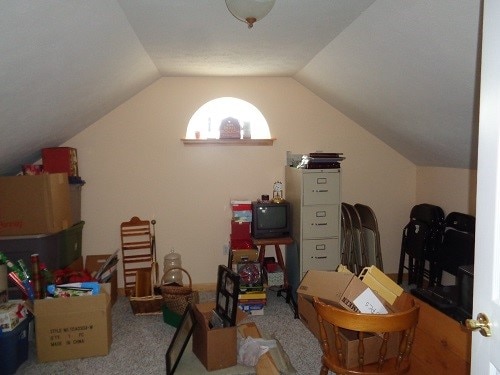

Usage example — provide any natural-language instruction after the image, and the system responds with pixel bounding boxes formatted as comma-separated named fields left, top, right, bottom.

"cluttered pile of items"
left=0, top=250, right=118, bottom=371
left=0, top=147, right=122, bottom=372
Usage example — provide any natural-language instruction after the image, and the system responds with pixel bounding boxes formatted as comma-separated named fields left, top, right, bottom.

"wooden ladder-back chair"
left=342, top=203, right=369, bottom=274
left=355, top=203, right=384, bottom=271
left=313, top=296, right=420, bottom=375
left=120, top=216, right=153, bottom=297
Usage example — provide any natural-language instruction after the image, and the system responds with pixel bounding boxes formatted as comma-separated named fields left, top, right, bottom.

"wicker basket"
left=160, top=267, right=193, bottom=315
left=129, top=266, right=163, bottom=316
left=129, top=294, right=163, bottom=316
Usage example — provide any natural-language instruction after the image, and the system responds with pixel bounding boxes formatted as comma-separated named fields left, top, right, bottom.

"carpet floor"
left=16, top=287, right=322, bottom=375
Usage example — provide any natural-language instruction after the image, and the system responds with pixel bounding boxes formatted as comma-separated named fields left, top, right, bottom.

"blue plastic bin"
left=0, top=315, right=31, bottom=375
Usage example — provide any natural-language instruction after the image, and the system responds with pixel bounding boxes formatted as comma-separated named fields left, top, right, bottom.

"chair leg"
left=397, top=243, right=407, bottom=284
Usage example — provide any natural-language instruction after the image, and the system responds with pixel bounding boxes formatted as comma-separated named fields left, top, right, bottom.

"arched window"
left=186, top=97, right=271, bottom=140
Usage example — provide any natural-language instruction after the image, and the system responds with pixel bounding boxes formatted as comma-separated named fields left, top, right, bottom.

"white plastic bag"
left=237, top=336, right=277, bottom=367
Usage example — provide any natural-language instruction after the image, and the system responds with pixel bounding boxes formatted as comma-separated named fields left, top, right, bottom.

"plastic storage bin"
left=0, top=315, right=31, bottom=375
left=69, top=183, right=83, bottom=224
left=0, top=221, right=84, bottom=298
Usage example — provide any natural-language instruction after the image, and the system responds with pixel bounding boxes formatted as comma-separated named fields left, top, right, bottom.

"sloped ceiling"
left=0, top=0, right=481, bottom=175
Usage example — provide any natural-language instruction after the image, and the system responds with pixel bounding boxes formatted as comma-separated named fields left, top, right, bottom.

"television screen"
left=251, top=201, right=290, bottom=238
left=256, top=206, right=287, bottom=229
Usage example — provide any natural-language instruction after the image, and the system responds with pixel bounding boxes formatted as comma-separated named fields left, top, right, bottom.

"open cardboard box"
left=297, top=269, right=410, bottom=368
left=192, top=301, right=247, bottom=371
left=67, top=255, right=118, bottom=306
left=28, top=291, right=111, bottom=362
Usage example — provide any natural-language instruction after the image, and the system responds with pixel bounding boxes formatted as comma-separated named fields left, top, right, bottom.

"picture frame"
left=215, top=264, right=240, bottom=327
left=165, top=304, right=196, bottom=375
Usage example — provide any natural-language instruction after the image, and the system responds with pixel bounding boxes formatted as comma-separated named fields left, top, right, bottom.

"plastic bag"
left=237, top=336, right=277, bottom=367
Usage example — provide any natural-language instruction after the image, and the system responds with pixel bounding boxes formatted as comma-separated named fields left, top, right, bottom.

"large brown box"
left=0, top=173, right=73, bottom=236
left=192, top=302, right=246, bottom=371
left=30, top=291, right=111, bottom=362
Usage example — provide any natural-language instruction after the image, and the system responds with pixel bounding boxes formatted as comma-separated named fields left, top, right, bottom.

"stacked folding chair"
left=397, top=204, right=445, bottom=288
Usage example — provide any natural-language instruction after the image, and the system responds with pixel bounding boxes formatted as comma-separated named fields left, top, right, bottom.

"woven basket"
left=129, top=294, right=163, bottom=316
left=160, top=267, right=193, bottom=315
left=129, top=266, right=163, bottom=316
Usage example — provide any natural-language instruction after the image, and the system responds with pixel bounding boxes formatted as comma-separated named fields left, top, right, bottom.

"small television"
left=251, top=201, right=291, bottom=239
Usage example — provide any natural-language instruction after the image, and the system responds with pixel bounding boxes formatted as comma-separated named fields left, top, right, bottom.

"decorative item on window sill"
left=219, top=117, right=242, bottom=139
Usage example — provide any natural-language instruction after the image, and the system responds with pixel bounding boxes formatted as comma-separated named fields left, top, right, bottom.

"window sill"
left=181, top=138, right=275, bottom=146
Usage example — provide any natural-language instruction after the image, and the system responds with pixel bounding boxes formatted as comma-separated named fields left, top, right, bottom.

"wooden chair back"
left=313, top=296, right=419, bottom=375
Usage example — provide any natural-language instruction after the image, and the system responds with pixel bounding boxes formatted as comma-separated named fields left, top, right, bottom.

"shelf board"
left=181, top=138, right=275, bottom=146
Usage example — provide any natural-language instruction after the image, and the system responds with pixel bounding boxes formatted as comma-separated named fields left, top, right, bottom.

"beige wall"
left=416, top=167, right=477, bottom=216
left=65, top=77, right=419, bottom=286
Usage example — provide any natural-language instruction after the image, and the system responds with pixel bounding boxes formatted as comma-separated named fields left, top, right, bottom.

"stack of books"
left=238, top=287, right=266, bottom=316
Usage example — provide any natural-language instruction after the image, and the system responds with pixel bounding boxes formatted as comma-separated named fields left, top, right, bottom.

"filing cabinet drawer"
left=301, top=238, right=340, bottom=271
left=302, top=205, right=340, bottom=238
left=303, top=172, right=340, bottom=205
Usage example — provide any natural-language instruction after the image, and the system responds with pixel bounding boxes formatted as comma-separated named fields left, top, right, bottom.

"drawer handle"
left=312, top=223, right=328, bottom=226
left=313, top=189, right=329, bottom=193
left=313, top=256, right=327, bottom=259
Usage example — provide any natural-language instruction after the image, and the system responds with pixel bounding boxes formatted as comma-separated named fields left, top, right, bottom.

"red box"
left=42, top=147, right=79, bottom=176
left=230, top=239, right=254, bottom=249
left=231, top=203, right=251, bottom=211
left=231, top=221, right=251, bottom=239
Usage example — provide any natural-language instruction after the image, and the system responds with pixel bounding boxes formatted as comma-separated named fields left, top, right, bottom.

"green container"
left=58, top=221, right=84, bottom=268
left=162, top=305, right=182, bottom=328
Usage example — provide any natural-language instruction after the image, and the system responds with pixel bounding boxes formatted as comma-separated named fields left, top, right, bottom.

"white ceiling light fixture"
left=225, top=0, right=276, bottom=29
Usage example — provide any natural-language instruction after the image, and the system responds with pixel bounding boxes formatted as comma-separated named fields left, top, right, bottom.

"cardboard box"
left=192, top=302, right=246, bottom=371
left=337, top=328, right=399, bottom=368
left=265, top=267, right=284, bottom=286
left=67, top=256, right=118, bottom=306
left=359, top=266, right=403, bottom=305
left=297, top=270, right=353, bottom=307
left=229, top=248, right=259, bottom=273
left=297, top=270, right=389, bottom=314
left=31, top=292, right=111, bottom=362
left=0, top=300, right=27, bottom=332
left=340, top=275, right=390, bottom=314
left=0, top=173, right=73, bottom=236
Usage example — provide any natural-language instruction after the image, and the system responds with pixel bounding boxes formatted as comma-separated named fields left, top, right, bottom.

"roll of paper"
left=0, top=264, right=7, bottom=292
